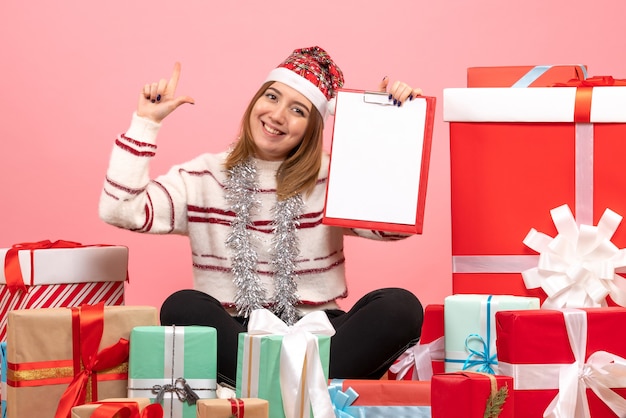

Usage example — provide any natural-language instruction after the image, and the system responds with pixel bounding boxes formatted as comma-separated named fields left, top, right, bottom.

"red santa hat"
left=264, top=46, right=344, bottom=120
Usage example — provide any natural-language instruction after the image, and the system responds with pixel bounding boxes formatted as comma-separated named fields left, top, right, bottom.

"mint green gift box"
left=236, top=332, right=331, bottom=418
left=444, top=294, right=539, bottom=374
left=128, top=325, right=217, bottom=418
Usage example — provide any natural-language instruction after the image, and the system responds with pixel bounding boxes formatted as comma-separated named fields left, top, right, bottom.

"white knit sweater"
left=99, top=113, right=407, bottom=314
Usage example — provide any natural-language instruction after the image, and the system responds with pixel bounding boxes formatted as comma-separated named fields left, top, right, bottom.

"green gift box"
left=444, top=294, right=539, bottom=374
left=128, top=325, right=217, bottom=418
left=236, top=310, right=334, bottom=418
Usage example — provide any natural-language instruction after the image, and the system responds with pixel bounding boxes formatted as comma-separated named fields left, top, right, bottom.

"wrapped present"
left=5, top=303, right=158, bottom=418
left=196, top=398, right=269, bottom=418
left=431, top=371, right=513, bottom=418
left=496, top=307, right=626, bottom=417
left=127, top=325, right=217, bottom=418
left=1, top=342, right=5, bottom=418
left=328, top=379, right=431, bottom=417
left=521, top=204, right=626, bottom=308
left=323, top=90, right=436, bottom=234
left=388, top=304, right=444, bottom=380
left=0, top=240, right=128, bottom=342
left=467, top=64, right=587, bottom=87
left=444, top=76, right=626, bottom=301
left=70, top=398, right=161, bottom=418
left=444, top=294, right=539, bottom=373
left=236, top=309, right=334, bottom=418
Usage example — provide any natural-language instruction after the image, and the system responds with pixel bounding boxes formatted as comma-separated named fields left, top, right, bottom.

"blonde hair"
left=224, top=81, right=325, bottom=201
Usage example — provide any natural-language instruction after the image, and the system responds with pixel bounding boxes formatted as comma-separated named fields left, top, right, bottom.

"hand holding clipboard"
left=323, top=86, right=435, bottom=234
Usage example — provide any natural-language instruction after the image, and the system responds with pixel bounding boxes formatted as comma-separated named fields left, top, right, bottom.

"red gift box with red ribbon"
left=388, top=304, right=444, bottom=380
left=496, top=307, right=626, bottom=417
left=444, top=76, right=626, bottom=303
left=5, top=303, right=158, bottom=418
left=467, top=64, right=587, bottom=87
left=0, top=241, right=128, bottom=341
left=431, top=371, right=514, bottom=418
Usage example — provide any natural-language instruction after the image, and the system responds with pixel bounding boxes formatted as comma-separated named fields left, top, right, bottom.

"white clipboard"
left=323, top=89, right=435, bottom=234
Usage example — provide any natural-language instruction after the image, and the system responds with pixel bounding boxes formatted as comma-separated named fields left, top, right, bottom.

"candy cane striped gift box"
left=0, top=242, right=127, bottom=342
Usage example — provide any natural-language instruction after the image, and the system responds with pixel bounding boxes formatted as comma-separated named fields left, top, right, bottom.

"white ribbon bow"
left=522, top=204, right=626, bottom=308
left=389, top=337, right=444, bottom=381
left=248, top=309, right=336, bottom=418
left=543, top=309, right=626, bottom=418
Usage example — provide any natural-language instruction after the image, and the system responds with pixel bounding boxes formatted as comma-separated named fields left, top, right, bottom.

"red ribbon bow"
left=54, top=302, right=131, bottom=418
left=553, top=76, right=626, bottom=123
left=3, top=240, right=83, bottom=293
left=90, top=401, right=164, bottom=418
left=230, top=398, right=246, bottom=417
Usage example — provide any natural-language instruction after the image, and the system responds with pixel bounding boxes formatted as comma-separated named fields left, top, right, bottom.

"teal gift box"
left=444, top=294, right=539, bottom=374
left=127, top=325, right=217, bottom=418
left=236, top=310, right=334, bottom=418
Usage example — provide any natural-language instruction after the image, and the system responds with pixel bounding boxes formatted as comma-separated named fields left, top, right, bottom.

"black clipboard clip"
left=363, top=91, right=396, bottom=106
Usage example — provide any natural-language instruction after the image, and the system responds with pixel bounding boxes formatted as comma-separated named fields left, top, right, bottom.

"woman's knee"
left=160, top=289, right=220, bottom=325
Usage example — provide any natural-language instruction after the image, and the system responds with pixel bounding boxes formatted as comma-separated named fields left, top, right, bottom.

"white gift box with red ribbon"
left=0, top=242, right=127, bottom=341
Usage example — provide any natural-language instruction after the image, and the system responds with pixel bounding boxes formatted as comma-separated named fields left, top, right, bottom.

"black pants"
left=160, top=288, right=423, bottom=387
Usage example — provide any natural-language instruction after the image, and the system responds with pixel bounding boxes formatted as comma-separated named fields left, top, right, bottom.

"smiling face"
left=249, top=82, right=312, bottom=161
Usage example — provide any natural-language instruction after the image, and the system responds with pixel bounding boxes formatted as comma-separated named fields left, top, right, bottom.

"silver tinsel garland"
left=269, top=194, right=303, bottom=325
left=224, top=159, right=303, bottom=324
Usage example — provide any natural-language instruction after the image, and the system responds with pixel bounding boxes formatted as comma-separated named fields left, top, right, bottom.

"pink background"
left=2, top=0, right=625, bottom=312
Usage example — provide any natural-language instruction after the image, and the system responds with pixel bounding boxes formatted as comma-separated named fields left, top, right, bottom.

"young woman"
left=100, top=46, right=424, bottom=386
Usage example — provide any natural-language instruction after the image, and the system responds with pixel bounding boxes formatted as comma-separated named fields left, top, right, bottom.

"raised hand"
left=137, top=62, right=195, bottom=123
left=379, top=76, right=423, bottom=107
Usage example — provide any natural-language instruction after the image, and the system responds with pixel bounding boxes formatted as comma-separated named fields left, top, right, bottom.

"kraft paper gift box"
left=236, top=309, right=334, bottom=418
left=70, top=398, right=159, bottom=418
left=431, top=371, right=514, bottom=418
left=5, top=303, right=158, bottom=418
left=323, top=90, right=436, bottom=234
left=444, top=77, right=626, bottom=302
left=0, top=240, right=128, bottom=342
left=127, top=325, right=217, bottom=418
left=196, top=398, right=269, bottom=418
left=444, top=294, right=539, bottom=373
left=467, top=64, right=587, bottom=87
left=388, top=304, right=444, bottom=380
left=496, top=307, right=626, bottom=417
left=328, top=379, right=431, bottom=417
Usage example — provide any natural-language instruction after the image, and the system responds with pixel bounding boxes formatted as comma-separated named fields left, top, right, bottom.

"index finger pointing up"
left=168, top=62, right=182, bottom=92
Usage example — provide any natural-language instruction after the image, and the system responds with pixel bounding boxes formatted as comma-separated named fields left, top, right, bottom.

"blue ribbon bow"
left=462, top=333, right=497, bottom=374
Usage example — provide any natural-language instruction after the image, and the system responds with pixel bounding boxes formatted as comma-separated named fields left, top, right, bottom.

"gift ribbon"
left=3, top=240, right=83, bottom=293
left=152, top=377, right=200, bottom=405
left=127, top=326, right=216, bottom=418
left=54, top=302, right=130, bottom=418
left=464, top=295, right=497, bottom=374
left=511, top=65, right=587, bottom=88
left=328, top=380, right=431, bottom=418
left=229, top=398, right=245, bottom=418
left=90, top=401, right=164, bottom=418
left=499, top=309, right=626, bottom=417
left=245, top=308, right=336, bottom=418
left=522, top=204, right=626, bottom=308
left=328, top=381, right=359, bottom=418
left=455, top=371, right=509, bottom=418
left=445, top=296, right=499, bottom=374
left=389, top=336, right=444, bottom=381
